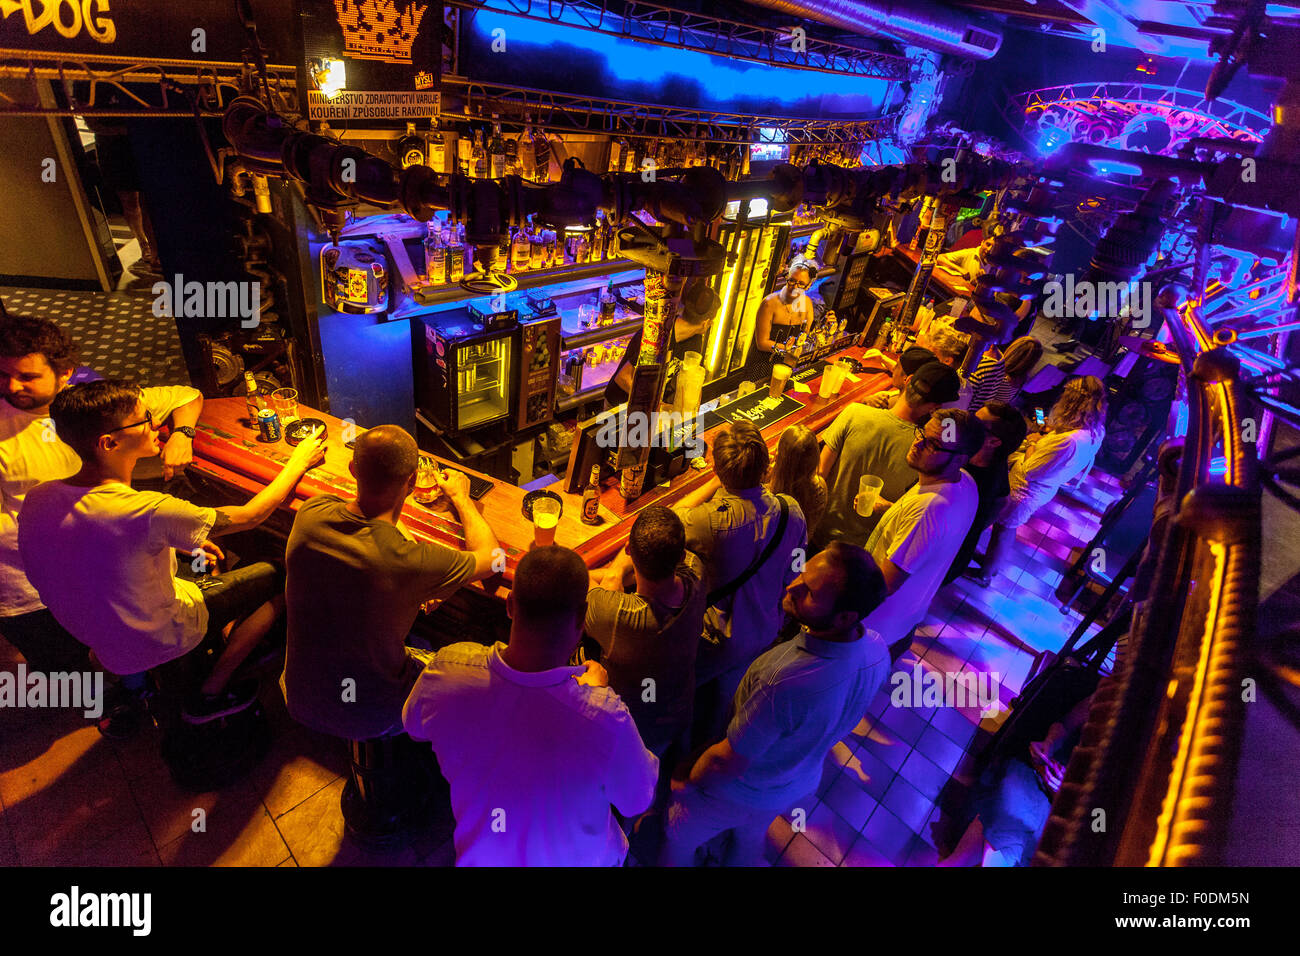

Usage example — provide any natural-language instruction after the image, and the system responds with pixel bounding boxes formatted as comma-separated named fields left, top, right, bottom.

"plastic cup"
left=271, top=388, right=299, bottom=424
left=769, top=363, right=792, bottom=400
left=855, top=474, right=884, bottom=516
left=834, top=358, right=854, bottom=395
left=818, top=364, right=845, bottom=399
left=531, top=496, right=561, bottom=547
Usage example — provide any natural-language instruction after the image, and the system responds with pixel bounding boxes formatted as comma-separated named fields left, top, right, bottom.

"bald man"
left=281, top=425, right=500, bottom=741
left=404, top=546, right=658, bottom=866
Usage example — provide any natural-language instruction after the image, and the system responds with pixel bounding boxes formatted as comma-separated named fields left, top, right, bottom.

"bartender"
left=604, top=279, right=721, bottom=408
left=743, top=261, right=828, bottom=379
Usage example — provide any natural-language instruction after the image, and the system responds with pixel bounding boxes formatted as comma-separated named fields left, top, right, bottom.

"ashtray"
left=521, top=489, right=563, bottom=521
left=285, top=418, right=327, bottom=446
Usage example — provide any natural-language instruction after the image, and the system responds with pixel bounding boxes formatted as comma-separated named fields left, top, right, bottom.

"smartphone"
left=1034, top=407, right=1046, bottom=427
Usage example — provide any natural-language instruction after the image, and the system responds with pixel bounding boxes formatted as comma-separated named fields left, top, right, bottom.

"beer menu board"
left=701, top=389, right=806, bottom=433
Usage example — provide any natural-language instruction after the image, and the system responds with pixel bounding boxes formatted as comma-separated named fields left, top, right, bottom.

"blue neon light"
left=1087, top=158, right=1145, bottom=177
left=466, top=13, right=894, bottom=114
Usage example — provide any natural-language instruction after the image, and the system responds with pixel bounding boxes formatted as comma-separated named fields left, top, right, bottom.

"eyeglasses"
left=103, top=409, right=153, bottom=434
left=914, top=432, right=956, bottom=456
left=789, top=278, right=811, bottom=290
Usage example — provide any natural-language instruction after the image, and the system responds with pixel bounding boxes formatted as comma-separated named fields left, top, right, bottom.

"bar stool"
left=151, top=640, right=272, bottom=791
left=340, top=733, right=447, bottom=852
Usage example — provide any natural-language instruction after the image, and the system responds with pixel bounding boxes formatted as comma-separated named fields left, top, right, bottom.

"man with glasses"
left=17, top=380, right=324, bottom=722
left=1, top=316, right=203, bottom=731
left=863, top=408, right=985, bottom=660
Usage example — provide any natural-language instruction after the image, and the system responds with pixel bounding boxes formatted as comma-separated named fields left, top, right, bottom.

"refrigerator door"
left=705, top=222, right=784, bottom=379
left=455, top=331, right=513, bottom=431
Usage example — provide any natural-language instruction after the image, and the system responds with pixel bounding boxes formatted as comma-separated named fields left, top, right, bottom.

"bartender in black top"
left=604, top=280, right=721, bottom=408
left=742, top=261, right=835, bottom=379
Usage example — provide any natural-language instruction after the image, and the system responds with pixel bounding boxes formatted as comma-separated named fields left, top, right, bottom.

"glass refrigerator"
left=413, top=312, right=515, bottom=434
left=702, top=206, right=792, bottom=381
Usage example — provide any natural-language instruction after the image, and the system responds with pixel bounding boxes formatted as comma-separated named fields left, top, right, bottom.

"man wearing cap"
left=815, top=361, right=962, bottom=549
left=862, top=346, right=937, bottom=409
left=604, top=280, right=721, bottom=408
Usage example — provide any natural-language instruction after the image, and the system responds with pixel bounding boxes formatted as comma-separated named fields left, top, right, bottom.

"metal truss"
left=441, top=75, right=898, bottom=147
left=0, top=49, right=298, bottom=117
left=443, top=0, right=909, bottom=79
left=1008, top=82, right=1271, bottom=154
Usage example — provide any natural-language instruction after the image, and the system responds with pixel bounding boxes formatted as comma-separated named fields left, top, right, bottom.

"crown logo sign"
left=333, top=0, right=428, bottom=63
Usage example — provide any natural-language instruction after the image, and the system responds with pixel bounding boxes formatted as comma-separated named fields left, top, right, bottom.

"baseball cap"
left=909, top=360, right=961, bottom=405
left=899, top=346, right=938, bottom=376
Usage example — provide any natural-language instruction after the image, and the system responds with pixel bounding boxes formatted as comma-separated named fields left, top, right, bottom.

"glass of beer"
left=855, top=475, right=884, bottom=516
left=531, top=496, right=561, bottom=547
left=271, top=388, right=299, bottom=424
left=415, top=455, right=440, bottom=506
left=769, top=362, right=793, bottom=400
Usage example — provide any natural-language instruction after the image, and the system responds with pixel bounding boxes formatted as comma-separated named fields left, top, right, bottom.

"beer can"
left=257, top=407, right=281, bottom=442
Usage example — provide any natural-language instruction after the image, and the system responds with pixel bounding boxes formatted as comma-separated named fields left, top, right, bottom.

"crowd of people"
left=0, top=310, right=1109, bottom=867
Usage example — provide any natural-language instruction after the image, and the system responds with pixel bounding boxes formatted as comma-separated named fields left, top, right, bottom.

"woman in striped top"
left=967, top=336, right=1043, bottom=412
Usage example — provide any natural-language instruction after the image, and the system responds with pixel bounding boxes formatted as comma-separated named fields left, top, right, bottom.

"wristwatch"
left=174, top=425, right=197, bottom=439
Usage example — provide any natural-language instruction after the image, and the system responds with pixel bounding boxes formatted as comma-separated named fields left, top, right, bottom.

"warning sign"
left=307, top=91, right=440, bottom=120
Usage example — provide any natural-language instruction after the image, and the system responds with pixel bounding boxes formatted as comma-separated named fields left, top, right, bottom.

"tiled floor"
left=0, top=467, right=1121, bottom=868
left=757, top=467, right=1122, bottom=866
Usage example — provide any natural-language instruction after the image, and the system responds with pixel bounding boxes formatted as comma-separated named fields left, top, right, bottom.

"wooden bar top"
left=188, top=345, right=894, bottom=595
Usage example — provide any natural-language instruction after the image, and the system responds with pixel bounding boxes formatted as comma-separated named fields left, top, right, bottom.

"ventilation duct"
left=746, top=0, right=1003, bottom=60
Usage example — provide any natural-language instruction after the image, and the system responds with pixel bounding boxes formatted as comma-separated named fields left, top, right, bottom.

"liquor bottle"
left=424, top=220, right=447, bottom=284
left=518, top=115, right=537, bottom=181
left=397, top=123, right=426, bottom=169
left=512, top=218, right=532, bottom=272
left=504, top=121, right=519, bottom=175
left=608, top=137, right=623, bottom=174
left=428, top=120, right=447, bottom=174
left=457, top=126, right=473, bottom=175
left=471, top=128, right=487, bottom=179
left=533, top=125, right=551, bottom=182
left=449, top=225, right=465, bottom=282
left=592, top=212, right=607, bottom=262
left=488, top=115, right=506, bottom=179
left=624, top=139, right=639, bottom=173
left=497, top=226, right=511, bottom=271
left=243, top=371, right=264, bottom=425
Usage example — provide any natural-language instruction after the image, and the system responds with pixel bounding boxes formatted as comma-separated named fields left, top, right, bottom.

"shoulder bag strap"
left=706, top=494, right=790, bottom=607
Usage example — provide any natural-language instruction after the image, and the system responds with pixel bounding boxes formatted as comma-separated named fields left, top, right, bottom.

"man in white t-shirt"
left=1, top=315, right=203, bottom=678
left=864, top=408, right=985, bottom=658
left=403, top=546, right=658, bottom=866
left=19, top=379, right=324, bottom=722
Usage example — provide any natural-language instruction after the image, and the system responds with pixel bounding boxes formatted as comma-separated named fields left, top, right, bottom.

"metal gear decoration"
left=1009, top=83, right=1271, bottom=156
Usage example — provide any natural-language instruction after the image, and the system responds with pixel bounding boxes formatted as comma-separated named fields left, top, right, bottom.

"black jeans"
left=0, top=608, right=92, bottom=672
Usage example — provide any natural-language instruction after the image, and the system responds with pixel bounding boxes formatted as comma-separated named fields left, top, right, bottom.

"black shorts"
left=191, top=561, right=283, bottom=639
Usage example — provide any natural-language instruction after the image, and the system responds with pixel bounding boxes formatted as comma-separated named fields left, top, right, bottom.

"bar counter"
left=188, top=345, right=893, bottom=593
